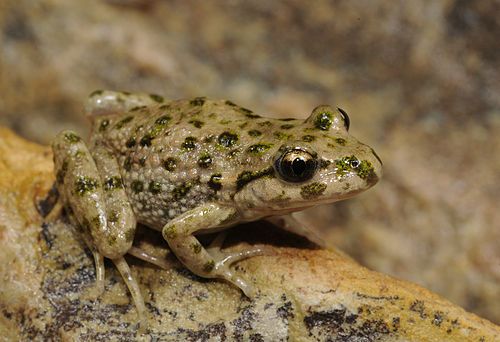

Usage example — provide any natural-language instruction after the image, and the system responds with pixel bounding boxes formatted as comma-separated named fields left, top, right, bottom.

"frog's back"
left=89, top=96, right=295, bottom=228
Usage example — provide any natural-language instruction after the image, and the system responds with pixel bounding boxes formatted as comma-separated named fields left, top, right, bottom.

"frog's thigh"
left=162, top=204, right=256, bottom=296
left=84, top=90, right=167, bottom=118
left=52, top=131, right=133, bottom=260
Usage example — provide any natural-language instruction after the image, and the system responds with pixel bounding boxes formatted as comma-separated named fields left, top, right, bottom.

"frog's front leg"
left=162, top=204, right=268, bottom=297
left=52, top=131, right=146, bottom=330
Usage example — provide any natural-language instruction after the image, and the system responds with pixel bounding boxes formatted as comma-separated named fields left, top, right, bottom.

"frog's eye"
left=275, top=148, right=318, bottom=182
left=337, top=107, right=350, bottom=131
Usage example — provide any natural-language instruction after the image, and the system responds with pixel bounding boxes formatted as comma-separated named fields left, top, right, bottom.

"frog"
left=47, top=90, right=382, bottom=330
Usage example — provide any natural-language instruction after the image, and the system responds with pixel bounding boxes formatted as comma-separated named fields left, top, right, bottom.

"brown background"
left=1, top=0, right=498, bottom=324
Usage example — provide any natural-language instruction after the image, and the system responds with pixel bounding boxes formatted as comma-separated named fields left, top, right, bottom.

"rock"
left=0, top=126, right=498, bottom=341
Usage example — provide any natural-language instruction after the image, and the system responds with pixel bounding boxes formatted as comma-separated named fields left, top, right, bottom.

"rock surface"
left=1, top=0, right=499, bottom=328
left=1, top=127, right=499, bottom=340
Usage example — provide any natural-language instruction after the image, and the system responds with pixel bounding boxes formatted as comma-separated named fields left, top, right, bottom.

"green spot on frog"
left=280, top=124, right=294, bottom=130
left=217, top=132, right=238, bottom=148
left=300, top=182, right=327, bottom=199
left=163, top=157, right=176, bottom=171
left=131, top=180, right=144, bottom=193
left=64, top=132, right=81, bottom=143
left=302, top=135, right=316, bottom=142
left=335, top=138, right=346, bottom=145
left=274, top=132, right=293, bottom=140
left=125, top=228, right=135, bottom=242
left=248, top=143, right=273, bottom=155
left=130, top=106, right=147, bottom=112
left=155, top=115, right=172, bottom=127
left=208, top=173, right=222, bottom=191
left=219, top=119, right=232, bottom=125
left=114, top=116, right=134, bottom=129
left=126, top=136, right=136, bottom=148
left=225, top=100, right=237, bottom=107
left=164, top=225, right=177, bottom=239
left=248, top=130, right=262, bottom=137
left=149, top=94, right=165, bottom=103
left=124, top=156, right=132, bottom=171
left=190, top=97, right=206, bottom=106
left=198, top=154, right=213, bottom=168
left=108, top=211, right=119, bottom=223
left=171, top=182, right=192, bottom=200
left=149, top=181, right=162, bottom=194
left=357, top=160, right=377, bottom=184
left=191, top=243, right=202, bottom=254
left=99, top=120, right=110, bottom=132
left=74, top=176, right=99, bottom=196
left=104, top=176, right=123, bottom=191
left=188, top=119, right=205, bottom=128
left=203, top=260, right=215, bottom=272
left=182, top=136, right=198, bottom=150
left=314, top=111, right=334, bottom=130
left=107, top=234, right=117, bottom=246
left=236, top=167, right=274, bottom=191
left=258, top=121, right=272, bottom=127
left=239, top=122, right=249, bottom=129
left=139, top=133, right=155, bottom=147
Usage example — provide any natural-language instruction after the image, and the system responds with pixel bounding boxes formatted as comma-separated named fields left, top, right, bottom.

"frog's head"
left=233, top=105, right=383, bottom=216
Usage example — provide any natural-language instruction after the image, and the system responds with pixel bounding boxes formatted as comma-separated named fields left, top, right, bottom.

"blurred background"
left=1, top=0, right=498, bottom=324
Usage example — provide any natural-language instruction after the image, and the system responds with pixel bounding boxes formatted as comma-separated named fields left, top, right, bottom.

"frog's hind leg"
left=85, top=90, right=168, bottom=118
left=52, top=132, right=144, bottom=325
left=113, top=257, right=147, bottom=332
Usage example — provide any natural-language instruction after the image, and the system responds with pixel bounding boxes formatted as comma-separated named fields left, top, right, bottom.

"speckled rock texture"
left=0, top=0, right=499, bottom=333
left=0, top=126, right=498, bottom=341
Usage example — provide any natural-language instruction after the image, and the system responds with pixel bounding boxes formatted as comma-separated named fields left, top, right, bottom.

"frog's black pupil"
left=292, top=158, right=306, bottom=176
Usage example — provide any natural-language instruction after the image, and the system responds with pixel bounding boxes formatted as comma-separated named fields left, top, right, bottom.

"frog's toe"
left=215, top=264, right=256, bottom=298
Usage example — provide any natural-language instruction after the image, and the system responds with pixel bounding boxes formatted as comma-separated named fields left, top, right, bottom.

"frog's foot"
left=113, top=257, right=147, bottom=333
left=204, top=232, right=273, bottom=298
left=127, top=246, right=170, bottom=270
